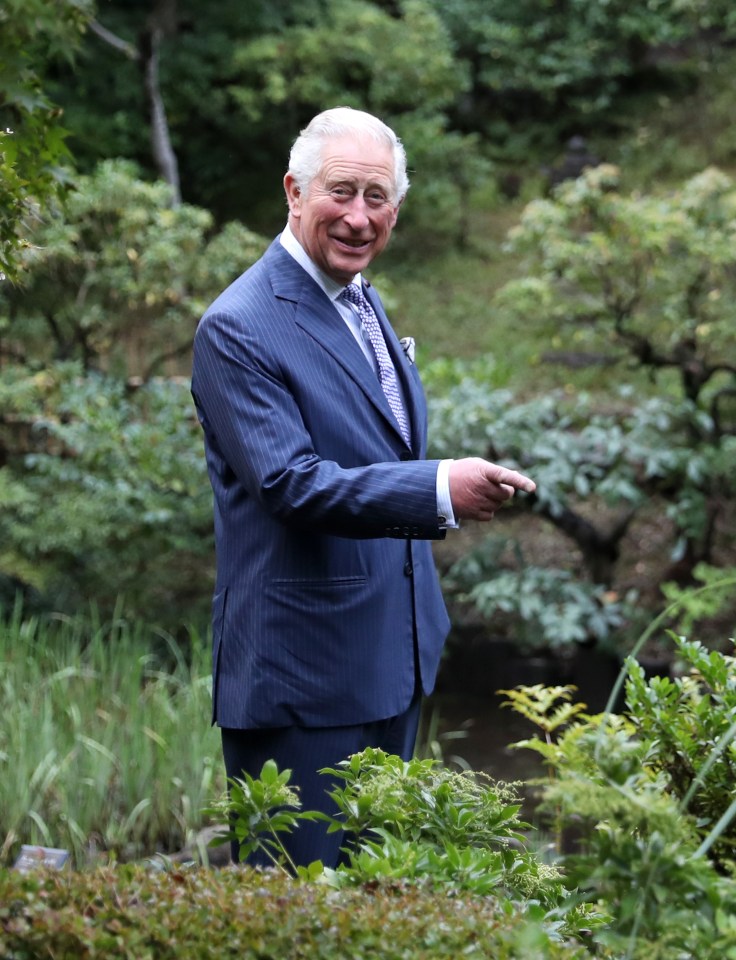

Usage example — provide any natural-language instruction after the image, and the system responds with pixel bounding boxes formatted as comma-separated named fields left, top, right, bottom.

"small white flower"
left=399, top=336, right=415, bottom=364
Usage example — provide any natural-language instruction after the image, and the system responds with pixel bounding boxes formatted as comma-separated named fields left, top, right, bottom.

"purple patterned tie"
left=342, top=282, right=411, bottom=445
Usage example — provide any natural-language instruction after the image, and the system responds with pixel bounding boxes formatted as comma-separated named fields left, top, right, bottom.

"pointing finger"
left=486, top=464, right=536, bottom=494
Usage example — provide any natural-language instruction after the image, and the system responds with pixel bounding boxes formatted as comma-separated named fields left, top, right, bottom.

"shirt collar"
left=279, top=224, right=362, bottom=303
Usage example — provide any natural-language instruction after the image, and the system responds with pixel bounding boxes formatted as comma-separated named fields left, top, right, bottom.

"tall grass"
left=0, top=600, right=221, bottom=867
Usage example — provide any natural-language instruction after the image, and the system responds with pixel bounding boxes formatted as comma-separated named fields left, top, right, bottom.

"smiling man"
left=284, top=129, right=400, bottom=283
left=191, top=107, right=535, bottom=869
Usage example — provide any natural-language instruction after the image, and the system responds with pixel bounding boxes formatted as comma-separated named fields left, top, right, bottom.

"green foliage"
left=498, top=685, right=588, bottom=740
left=501, top=165, right=736, bottom=410
left=0, top=159, right=267, bottom=618
left=226, top=0, right=489, bottom=248
left=446, top=541, right=632, bottom=653
left=47, top=0, right=331, bottom=223
left=2, top=158, right=267, bottom=372
left=0, top=604, right=221, bottom=868
left=207, top=760, right=312, bottom=877
left=0, top=363, right=213, bottom=619
left=0, top=865, right=593, bottom=960
left=429, top=377, right=657, bottom=522
left=427, top=351, right=735, bottom=650
left=505, top=636, right=736, bottom=957
left=50, top=0, right=490, bottom=241
left=324, top=748, right=528, bottom=851
left=28, top=0, right=736, bottom=240
left=429, top=0, right=736, bottom=157
left=229, top=0, right=466, bottom=120
left=214, top=748, right=604, bottom=941
left=661, top=562, right=736, bottom=635
left=480, top=166, right=736, bottom=628
left=626, top=636, right=736, bottom=868
left=0, top=0, right=94, bottom=280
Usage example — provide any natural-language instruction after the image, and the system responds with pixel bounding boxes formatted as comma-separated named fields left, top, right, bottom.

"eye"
left=330, top=185, right=351, bottom=198
left=366, top=189, right=390, bottom=206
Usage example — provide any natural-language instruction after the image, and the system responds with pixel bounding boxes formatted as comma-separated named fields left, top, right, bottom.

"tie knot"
left=342, top=283, right=366, bottom=307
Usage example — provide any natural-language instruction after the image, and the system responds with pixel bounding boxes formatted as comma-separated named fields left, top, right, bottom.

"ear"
left=284, top=173, right=302, bottom=218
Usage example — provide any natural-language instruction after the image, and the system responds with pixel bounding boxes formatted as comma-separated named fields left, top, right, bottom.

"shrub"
left=211, top=749, right=607, bottom=944
left=0, top=864, right=592, bottom=959
left=503, top=632, right=736, bottom=957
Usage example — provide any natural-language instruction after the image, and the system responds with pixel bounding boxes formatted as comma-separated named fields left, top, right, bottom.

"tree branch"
left=528, top=493, right=637, bottom=586
left=141, top=337, right=192, bottom=382
left=88, top=20, right=140, bottom=60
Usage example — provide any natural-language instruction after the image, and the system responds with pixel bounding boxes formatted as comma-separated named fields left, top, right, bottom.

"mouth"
left=333, top=236, right=372, bottom=250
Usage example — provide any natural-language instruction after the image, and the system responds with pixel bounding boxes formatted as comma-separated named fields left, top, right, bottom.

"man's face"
left=284, top=135, right=401, bottom=285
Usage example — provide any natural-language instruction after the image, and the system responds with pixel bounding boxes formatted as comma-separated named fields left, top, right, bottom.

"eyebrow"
left=326, top=176, right=391, bottom=193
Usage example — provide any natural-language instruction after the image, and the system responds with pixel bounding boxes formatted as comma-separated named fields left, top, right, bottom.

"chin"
left=331, top=261, right=368, bottom=281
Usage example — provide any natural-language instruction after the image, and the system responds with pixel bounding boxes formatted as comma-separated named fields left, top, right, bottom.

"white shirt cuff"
left=436, top=459, right=458, bottom=529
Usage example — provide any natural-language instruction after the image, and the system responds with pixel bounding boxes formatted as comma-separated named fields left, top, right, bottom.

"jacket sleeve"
left=191, top=304, right=446, bottom=541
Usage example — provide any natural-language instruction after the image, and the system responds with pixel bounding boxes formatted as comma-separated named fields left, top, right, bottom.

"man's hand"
left=449, top=457, right=536, bottom=521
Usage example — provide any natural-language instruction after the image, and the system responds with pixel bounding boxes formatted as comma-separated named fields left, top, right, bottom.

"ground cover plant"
left=194, top=633, right=736, bottom=958
left=210, top=749, right=594, bottom=918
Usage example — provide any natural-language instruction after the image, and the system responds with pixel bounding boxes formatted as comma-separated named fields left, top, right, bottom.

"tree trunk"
left=91, top=0, right=181, bottom=204
left=140, top=27, right=181, bottom=206
left=530, top=495, right=636, bottom=586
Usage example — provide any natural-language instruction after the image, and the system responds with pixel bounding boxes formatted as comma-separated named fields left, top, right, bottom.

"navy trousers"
left=221, top=691, right=422, bottom=869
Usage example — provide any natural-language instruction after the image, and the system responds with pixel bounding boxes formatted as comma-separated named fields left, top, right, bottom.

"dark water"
left=423, top=640, right=626, bottom=790
left=424, top=690, right=546, bottom=783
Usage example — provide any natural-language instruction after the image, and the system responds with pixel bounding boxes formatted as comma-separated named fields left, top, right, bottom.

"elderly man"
left=191, top=106, right=535, bottom=868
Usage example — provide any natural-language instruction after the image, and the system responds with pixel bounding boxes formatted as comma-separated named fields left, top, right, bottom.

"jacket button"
left=404, top=561, right=413, bottom=576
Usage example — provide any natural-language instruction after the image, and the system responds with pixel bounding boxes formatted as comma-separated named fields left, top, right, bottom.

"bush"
left=0, top=865, right=592, bottom=959
left=210, top=749, right=606, bottom=945
left=504, top=631, right=736, bottom=958
left=0, top=364, right=214, bottom=620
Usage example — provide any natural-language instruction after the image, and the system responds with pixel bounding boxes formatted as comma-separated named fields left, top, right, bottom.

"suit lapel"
left=266, top=243, right=408, bottom=442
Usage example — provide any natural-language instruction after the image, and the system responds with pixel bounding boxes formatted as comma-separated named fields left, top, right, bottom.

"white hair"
left=287, top=107, right=410, bottom=205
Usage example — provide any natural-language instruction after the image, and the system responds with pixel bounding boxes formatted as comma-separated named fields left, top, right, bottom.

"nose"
left=343, top=194, right=370, bottom=231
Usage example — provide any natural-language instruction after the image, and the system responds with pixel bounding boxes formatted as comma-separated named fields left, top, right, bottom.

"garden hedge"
left=0, top=865, right=590, bottom=959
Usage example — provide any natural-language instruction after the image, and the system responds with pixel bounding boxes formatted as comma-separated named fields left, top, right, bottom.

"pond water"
left=424, top=638, right=626, bottom=799
left=424, top=690, right=546, bottom=783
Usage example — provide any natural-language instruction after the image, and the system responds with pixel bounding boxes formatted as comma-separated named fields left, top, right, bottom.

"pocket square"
left=399, top=336, right=415, bottom=364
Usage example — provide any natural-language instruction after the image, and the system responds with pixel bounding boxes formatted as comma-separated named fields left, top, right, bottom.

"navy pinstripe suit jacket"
left=191, top=238, right=451, bottom=730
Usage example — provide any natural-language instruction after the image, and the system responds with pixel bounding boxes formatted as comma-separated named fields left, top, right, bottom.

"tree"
left=0, top=0, right=94, bottom=280
left=502, top=164, right=736, bottom=419
left=501, top=164, right=736, bottom=583
left=425, top=167, right=736, bottom=653
left=1, top=158, right=266, bottom=376
left=48, top=0, right=489, bottom=244
left=0, top=160, right=267, bottom=618
left=428, top=0, right=736, bottom=158
left=0, top=363, right=213, bottom=619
